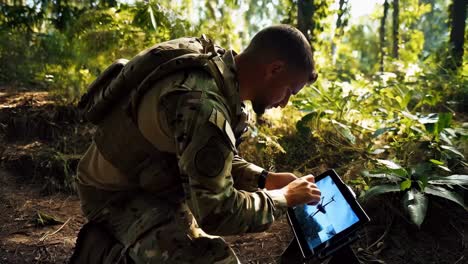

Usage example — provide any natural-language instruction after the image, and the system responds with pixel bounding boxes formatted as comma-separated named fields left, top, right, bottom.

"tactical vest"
left=78, top=35, right=243, bottom=182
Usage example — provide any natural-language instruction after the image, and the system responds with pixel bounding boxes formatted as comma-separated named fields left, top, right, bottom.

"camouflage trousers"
left=76, top=183, right=240, bottom=264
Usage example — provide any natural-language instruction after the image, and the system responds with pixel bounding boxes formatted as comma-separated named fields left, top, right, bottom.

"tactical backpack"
left=73, top=35, right=241, bottom=264
left=77, top=35, right=229, bottom=181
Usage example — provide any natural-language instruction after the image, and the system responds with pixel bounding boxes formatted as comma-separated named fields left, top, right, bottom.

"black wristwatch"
left=258, top=169, right=269, bottom=189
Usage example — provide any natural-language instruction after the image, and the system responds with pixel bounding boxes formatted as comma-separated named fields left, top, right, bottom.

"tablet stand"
left=280, top=233, right=361, bottom=264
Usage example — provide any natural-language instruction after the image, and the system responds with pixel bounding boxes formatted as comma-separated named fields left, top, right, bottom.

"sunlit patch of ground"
left=0, top=88, right=55, bottom=109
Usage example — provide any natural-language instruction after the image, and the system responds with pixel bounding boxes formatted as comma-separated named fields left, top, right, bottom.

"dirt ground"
left=0, top=87, right=467, bottom=264
left=0, top=170, right=84, bottom=264
left=1, top=167, right=467, bottom=264
left=0, top=169, right=293, bottom=263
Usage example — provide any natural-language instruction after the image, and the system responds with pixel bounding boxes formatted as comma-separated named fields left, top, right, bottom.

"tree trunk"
left=335, top=0, right=348, bottom=36
left=392, top=0, right=399, bottom=59
left=332, top=0, right=349, bottom=64
left=448, top=0, right=467, bottom=70
left=380, top=0, right=389, bottom=72
left=297, top=0, right=315, bottom=53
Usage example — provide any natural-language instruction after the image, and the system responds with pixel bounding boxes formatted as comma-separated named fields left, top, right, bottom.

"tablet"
left=287, top=169, right=370, bottom=259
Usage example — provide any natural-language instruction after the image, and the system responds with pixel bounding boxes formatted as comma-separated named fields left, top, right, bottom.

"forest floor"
left=0, top=86, right=466, bottom=264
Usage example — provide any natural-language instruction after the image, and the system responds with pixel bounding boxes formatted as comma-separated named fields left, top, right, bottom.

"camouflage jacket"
left=76, top=40, right=287, bottom=235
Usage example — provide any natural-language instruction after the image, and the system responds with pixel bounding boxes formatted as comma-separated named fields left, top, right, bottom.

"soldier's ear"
left=264, top=60, right=285, bottom=81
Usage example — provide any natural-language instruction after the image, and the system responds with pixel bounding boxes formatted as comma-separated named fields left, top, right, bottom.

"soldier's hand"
left=265, top=172, right=298, bottom=190
left=282, top=175, right=321, bottom=207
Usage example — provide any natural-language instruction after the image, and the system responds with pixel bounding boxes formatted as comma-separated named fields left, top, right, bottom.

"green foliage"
left=361, top=157, right=467, bottom=227
left=281, top=0, right=467, bottom=226
left=35, top=211, right=64, bottom=226
left=1, top=0, right=466, bottom=229
left=0, top=0, right=193, bottom=99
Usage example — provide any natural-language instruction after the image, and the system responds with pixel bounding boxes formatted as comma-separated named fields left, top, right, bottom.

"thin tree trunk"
left=332, top=0, right=349, bottom=64
left=448, top=0, right=467, bottom=70
left=380, top=0, right=389, bottom=72
left=297, top=0, right=315, bottom=54
left=297, top=0, right=308, bottom=38
left=392, top=0, right=399, bottom=59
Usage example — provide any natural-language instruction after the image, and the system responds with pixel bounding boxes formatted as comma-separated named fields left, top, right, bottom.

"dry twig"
left=39, top=217, right=71, bottom=242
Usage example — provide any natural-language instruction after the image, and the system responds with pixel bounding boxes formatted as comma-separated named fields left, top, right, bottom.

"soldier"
left=71, top=24, right=321, bottom=264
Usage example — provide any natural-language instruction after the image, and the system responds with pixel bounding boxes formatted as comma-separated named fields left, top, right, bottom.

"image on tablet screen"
left=293, top=175, right=359, bottom=250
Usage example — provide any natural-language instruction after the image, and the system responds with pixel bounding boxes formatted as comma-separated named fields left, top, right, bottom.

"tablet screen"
left=292, top=175, right=360, bottom=251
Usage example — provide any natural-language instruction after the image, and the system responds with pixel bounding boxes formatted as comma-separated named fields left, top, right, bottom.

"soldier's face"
left=252, top=66, right=308, bottom=115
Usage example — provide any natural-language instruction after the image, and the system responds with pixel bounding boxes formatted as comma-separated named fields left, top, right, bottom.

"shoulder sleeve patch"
left=194, top=137, right=228, bottom=177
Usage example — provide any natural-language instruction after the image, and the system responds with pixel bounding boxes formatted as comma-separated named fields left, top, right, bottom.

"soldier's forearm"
left=231, top=155, right=265, bottom=192
left=189, top=188, right=287, bottom=235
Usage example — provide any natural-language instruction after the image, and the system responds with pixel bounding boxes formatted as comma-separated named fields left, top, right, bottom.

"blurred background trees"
left=0, top=0, right=466, bottom=227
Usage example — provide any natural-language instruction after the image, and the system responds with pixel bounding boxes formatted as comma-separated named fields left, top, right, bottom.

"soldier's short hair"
left=244, top=24, right=318, bottom=83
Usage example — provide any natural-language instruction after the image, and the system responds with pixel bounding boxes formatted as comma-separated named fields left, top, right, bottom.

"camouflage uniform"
left=75, top=37, right=288, bottom=263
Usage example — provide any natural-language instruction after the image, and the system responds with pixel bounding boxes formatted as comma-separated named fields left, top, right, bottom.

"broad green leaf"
left=361, top=184, right=400, bottom=201
left=296, top=112, right=318, bottom=135
left=147, top=6, right=157, bottom=31
left=417, top=180, right=424, bottom=190
left=393, top=168, right=409, bottom=177
left=424, top=186, right=467, bottom=210
left=400, top=92, right=412, bottom=108
left=428, top=175, right=468, bottom=185
left=437, top=165, right=451, bottom=172
left=444, top=128, right=457, bottom=137
left=429, top=159, right=444, bottom=165
left=376, top=160, right=408, bottom=177
left=453, top=127, right=468, bottom=136
left=410, top=126, right=424, bottom=134
left=440, top=145, right=465, bottom=159
left=372, top=127, right=396, bottom=138
left=401, top=111, right=418, bottom=120
left=331, top=119, right=356, bottom=144
left=361, top=170, right=400, bottom=181
left=437, top=113, right=452, bottom=131
left=377, top=108, right=388, bottom=114
left=377, top=159, right=402, bottom=169
left=411, top=163, right=432, bottom=178
left=439, top=132, right=452, bottom=145
left=400, top=179, right=412, bottom=191
left=301, top=112, right=318, bottom=123
left=418, top=113, right=439, bottom=124
left=369, top=148, right=386, bottom=155
left=402, top=188, right=428, bottom=228
left=419, top=174, right=429, bottom=190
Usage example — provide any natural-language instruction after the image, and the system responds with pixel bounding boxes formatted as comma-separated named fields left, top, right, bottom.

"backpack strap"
left=127, top=52, right=215, bottom=121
